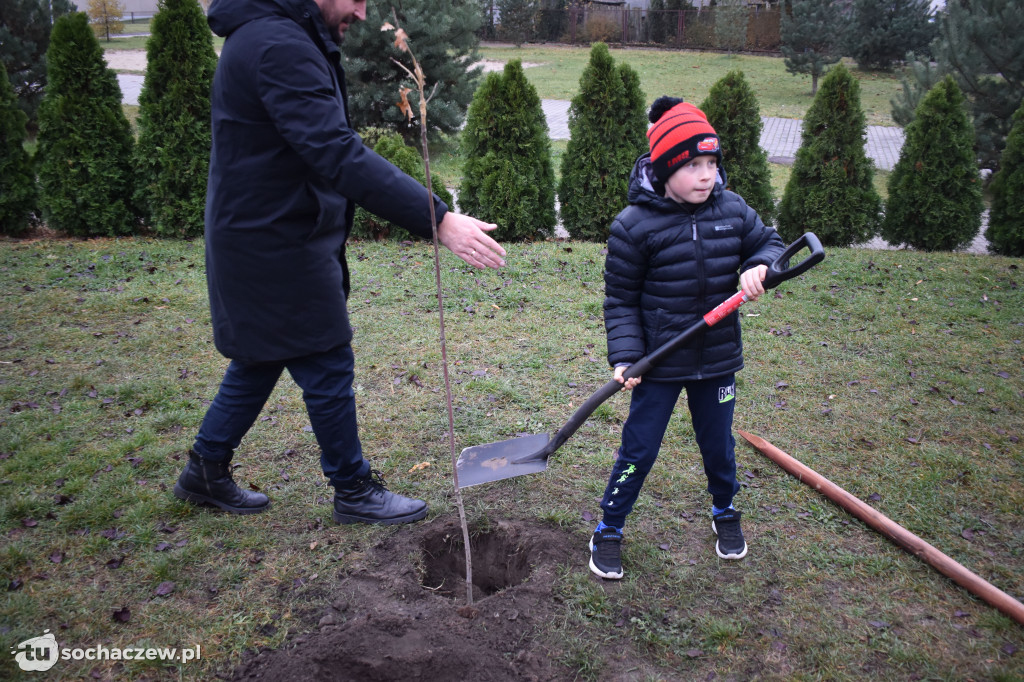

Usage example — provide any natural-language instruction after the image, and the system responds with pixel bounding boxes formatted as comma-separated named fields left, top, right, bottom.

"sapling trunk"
left=384, top=14, right=474, bottom=608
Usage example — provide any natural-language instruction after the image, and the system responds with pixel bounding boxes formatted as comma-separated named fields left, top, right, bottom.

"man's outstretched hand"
left=437, top=212, right=506, bottom=269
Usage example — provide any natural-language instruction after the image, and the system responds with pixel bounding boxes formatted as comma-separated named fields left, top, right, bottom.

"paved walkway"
left=541, top=99, right=904, bottom=171
left=119, top=75, right=901, bottom=171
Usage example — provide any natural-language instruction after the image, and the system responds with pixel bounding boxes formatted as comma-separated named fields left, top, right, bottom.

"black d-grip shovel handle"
left=515, top=232, right=825, bottom=464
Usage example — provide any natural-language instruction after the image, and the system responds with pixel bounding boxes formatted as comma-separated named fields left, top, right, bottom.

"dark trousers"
left=192, top=343, right=370, bottom=487
left=600, top=374, right=740, bottom=529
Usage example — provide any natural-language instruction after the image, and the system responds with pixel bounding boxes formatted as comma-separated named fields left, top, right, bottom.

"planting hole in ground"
left=420, top=521, right=534, bottom=600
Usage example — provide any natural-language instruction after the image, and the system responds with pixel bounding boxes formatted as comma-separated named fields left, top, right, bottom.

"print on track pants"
left=599, top=374, right=739, bottom=529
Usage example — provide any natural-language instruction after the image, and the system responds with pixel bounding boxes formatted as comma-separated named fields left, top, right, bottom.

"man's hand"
left=739, top=264, right=768, bottom=302
left=437, top=212, right=506, bottom=269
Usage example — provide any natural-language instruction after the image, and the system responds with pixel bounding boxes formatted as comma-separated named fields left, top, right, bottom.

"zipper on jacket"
left=692, top=212, right=705, bottom=380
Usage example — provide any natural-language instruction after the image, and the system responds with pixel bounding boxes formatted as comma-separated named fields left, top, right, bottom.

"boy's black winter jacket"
left=204, top=0, right=447, bottom=363
left=604, top=155, right=785, bottom=382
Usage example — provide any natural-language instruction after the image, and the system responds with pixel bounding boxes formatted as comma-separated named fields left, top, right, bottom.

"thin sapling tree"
left=381, top=14, right=476, bottom=610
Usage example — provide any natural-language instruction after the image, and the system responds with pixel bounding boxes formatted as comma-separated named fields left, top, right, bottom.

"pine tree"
left=699, top=71, right=776, bottom=226
left=847, top=0, right=935, bottom=71
left=558, top=43, right=647, bottom=241
left=889, top=54, right=942, bottom=127
left=882, top=77, right=983, bottom=251
left=351, top=132, right=455, bottom=240
left=0, top=0, right=77, bottom=129
left=134, top=0, right=216, bottom=238
left=987, top=101, right=1024, bottom=256
left=459, top=60, right=555, bottom=241
left=896, top=0, right=1024, bottom=169
left=36, top=12, right=137, bottom=237
left=777, top=64, right=882, bottom=247
left=780, top=0, right=843, bottom=95
left=343, top=0, right=482, bottom=142
left=0, top=62, right=37, bottom=236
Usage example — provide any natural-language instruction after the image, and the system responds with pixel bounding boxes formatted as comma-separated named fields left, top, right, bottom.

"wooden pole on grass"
left=736, top=429, right=1024, bottom=626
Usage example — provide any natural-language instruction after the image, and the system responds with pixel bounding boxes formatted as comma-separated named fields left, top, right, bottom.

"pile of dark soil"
left=229, top=517, right=580, bottom=681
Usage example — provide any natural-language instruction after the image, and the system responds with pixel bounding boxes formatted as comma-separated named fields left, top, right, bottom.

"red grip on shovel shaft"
left=703, top=291, right=747, bottom=327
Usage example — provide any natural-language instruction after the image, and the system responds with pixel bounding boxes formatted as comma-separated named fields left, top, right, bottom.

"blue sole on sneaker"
left=588, top=537, right=624, bottom=580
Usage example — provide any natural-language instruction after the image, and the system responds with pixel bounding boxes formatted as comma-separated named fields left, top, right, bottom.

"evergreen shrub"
left=351, top=133, right=454, bottom=241
left=699, top=70, right=775, bottom=226
left=777, top=64, right=882, bottom=246
left=134, top=0, right=217, bottom=238
left=558, top=43, right=646, bottom=241
left=36, top=12, right=138, bottom=237
left=882, top=76, right=983, bottom=251
left=459, top=60, right=555, bottom=241
left=987, top=101, right=1024, bottom=256
left=0, top=62, right=37, bottom=236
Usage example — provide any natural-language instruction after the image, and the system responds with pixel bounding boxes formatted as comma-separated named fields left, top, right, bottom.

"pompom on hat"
left=646, top=96, right=721, bottom=184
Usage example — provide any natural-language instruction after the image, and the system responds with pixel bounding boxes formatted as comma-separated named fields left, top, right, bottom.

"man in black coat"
left=173, top=0, right=507, bottom=525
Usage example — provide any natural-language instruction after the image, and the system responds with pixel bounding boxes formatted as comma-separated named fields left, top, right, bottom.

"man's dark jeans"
left=193, top=343, right=370, bottom=486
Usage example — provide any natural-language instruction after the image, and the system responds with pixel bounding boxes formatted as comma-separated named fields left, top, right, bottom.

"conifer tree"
left=351, top=132, right=454, bottom=240
left=699, top=70, right=775, bottom=225
left=497, top=0, right=536, bottom=46
left=847, top=0, right=934, bottom=71
left=459, top=60, right=555, bottom=241
left=558, top=43, right=647, bottom=241
left=134, top=0, right=217, bottom=238
left=0, top=0, right=77, bottom=128
left=987, top=101, right=1024, bottom=256
left=0, top=62, right=37, bottom=236
left=36, top=12, right=137, bottom=236
left=895, top=0, right=1024, bottom=169
left=780, top=0, right=843, bottom=95
left=343, top=0, right=482, bottom=142
left=777, top=65, right=882, bottom=246
left=714, top=0, right=749, bottom=55
left=882, top=76, right=983, bottom=251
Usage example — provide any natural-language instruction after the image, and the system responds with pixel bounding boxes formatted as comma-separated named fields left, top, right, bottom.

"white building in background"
left=121, top=0, right=159, bottom=14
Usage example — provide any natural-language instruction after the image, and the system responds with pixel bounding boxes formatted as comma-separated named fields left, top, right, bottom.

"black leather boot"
left=173, top=450, right=270, bottom=514
left=332, top=470, right=427, bottom=525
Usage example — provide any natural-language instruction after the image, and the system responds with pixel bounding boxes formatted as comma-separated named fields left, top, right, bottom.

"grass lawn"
left=101, top=37, right=904, bottom=126
left=1, top=235, right=1021, bottom=679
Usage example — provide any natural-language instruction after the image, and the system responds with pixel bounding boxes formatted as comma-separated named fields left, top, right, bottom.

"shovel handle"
left=516, top=232, right=824, bottom=464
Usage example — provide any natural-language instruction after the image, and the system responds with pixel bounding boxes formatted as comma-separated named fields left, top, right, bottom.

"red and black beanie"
left=646, top=97, right=721, bottom=184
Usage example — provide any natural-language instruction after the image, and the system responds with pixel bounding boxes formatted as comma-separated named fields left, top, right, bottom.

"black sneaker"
left=712, top=510, right=747, bottom=560
left=588, top=527, right=624, bottom=579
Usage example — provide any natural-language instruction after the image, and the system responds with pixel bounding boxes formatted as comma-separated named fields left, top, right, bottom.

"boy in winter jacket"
left=589, top=98, right=785, bottom=579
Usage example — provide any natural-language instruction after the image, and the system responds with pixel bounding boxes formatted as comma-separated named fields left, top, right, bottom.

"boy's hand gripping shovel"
left=455, top=233, right=825, bottom=488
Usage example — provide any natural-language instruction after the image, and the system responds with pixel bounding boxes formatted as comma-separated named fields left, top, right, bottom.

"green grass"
left=478, top=46, right=903, bottom=125
left=101, top=39, right=905, bottom=127
left=1, top=237, right=1021, bottom=680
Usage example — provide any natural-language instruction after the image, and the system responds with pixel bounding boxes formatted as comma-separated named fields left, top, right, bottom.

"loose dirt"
left=228, top=517, right=582, bottom=681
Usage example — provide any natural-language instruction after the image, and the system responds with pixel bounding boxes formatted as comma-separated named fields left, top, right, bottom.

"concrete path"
left=541, top=99, right=905, bottom=171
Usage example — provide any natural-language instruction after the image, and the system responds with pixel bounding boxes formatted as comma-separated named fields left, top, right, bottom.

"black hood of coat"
left=209, top=0, right=335, bottom=41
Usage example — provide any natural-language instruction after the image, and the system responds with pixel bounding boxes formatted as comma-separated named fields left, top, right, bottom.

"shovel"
left=455, top=232, right=825, bottom=488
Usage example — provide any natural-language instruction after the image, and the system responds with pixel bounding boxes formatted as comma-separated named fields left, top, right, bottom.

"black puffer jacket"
left=604, top=155, right=785, bottom=382
left=204, top=0, right=447, bottom=363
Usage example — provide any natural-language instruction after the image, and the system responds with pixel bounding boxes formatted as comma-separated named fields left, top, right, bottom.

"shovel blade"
left=456, top=433, right=551, bottom=488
